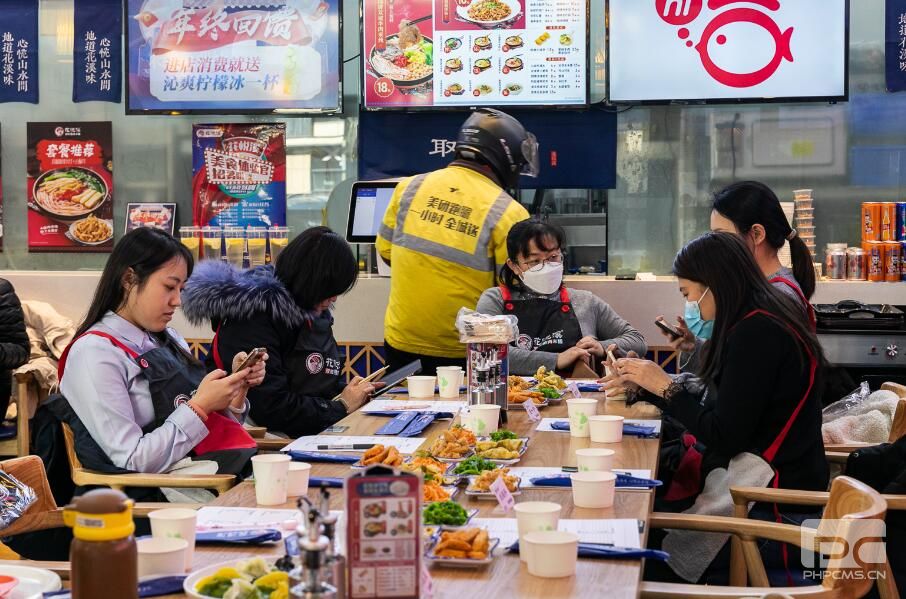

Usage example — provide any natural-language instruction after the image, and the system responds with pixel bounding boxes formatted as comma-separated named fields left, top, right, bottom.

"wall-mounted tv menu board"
left=362, top=0, right=588, bottom=109
left=127, top=0, right=342, bottom=114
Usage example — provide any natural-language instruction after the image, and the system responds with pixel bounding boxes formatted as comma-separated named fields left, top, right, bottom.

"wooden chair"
left=640, top=476, right=888, bottom=599
left=61, top=423, right=235, bottom=494
left=0, top=372, right=42, bottom=458
left=242, top=425, right=289, bottom=451
left=0, top=455, right=195, bottom=578
left=825, top=397, right=906, bottom=455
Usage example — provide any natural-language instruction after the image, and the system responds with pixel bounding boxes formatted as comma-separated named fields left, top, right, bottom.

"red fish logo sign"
left=656, top=1, right=794, bottom=88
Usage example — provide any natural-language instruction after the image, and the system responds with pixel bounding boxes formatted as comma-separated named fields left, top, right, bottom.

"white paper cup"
left=589, top=415, right=624, bottom=443
left=251, top=453, right=291, bottom=506
left=287, top=462, right=312, bottom=497
left=407, top=376, right=436, bottom=398
left=465, top=404, right=500, bottom=435
left=514, top=501, right=561, bottom=562
left=138, top=537, right=188, bottom=578
left=437, top=367, right=464, bottom=398
left=524, top=531, right=579, bottom=578
left=575, top=448, right=615, bottom=472
left=571, top=471, right=617, bottom=508
left=148, top=508, right=197, bottom=571
left=566, top=398, right=598, bottom=437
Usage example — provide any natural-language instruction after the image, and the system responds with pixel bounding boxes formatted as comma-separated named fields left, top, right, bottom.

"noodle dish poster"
left=27, top=122, right=114, bottom=253
left=434, top=0, right=524, bottom=31
left=192, top=123, right=286, bottom=228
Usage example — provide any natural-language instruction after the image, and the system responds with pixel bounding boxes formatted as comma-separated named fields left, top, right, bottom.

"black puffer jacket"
left=182, top=261, right=346, bottom=437
left=0, top=279, right=29, bottom=415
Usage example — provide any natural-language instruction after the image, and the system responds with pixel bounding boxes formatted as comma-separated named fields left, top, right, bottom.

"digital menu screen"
left=126, top=0, right=341, bottom=114
left=362, top=0, right=587, bottom=109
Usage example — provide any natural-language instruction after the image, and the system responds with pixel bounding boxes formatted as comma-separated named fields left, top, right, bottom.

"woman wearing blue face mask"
left=604, top=232, right=828, bottom=584
left=476, top=219, right=646, bottom=375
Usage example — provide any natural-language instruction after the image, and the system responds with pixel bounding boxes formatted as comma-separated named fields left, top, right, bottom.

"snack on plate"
left=362, top=444, right=404, bottom=467
left=470, top=468, right=519, bottom=492
left=490, top=429, right=517, bottom=441
left=452, top=455, right=498, bottom=475
left=433, top=527, right=491, bottom=560
left=508, top=389, right=545, bottom=404
left=535, top=366, right=567, bottom=390
left=475, top=439, right=522, bottom=460
left=408, top=453, right=446, bottom=473
left=424, top=480, right=451, bottom=503
left=430, top=426, right=476, bottom=459
left=72, top=215, right=112, bottom=244
left=507, top=375, right=532, bottom=391
left=423, top=500, right=469, bottom=526
left=194, top=558, right=289, bottom=598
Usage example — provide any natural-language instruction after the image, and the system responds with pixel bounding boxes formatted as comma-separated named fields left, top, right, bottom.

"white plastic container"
left=575, top=448, right=615, bottom=472
left=514, top=501, right=562, bottom=562
left=570, top=471, right=617, bottom=508
left=565, top=398, right=598, bottom=438
left=524, top=531, right=579, bottom=578
left=251, top=454, right=291, bottom=506
left=589, top=415, right=624, bottom=443
left=287, top=462, right=312, bottom=497
left=137, top=537, right=188, bottom=578
left=406, top=376, right=437, bottom=398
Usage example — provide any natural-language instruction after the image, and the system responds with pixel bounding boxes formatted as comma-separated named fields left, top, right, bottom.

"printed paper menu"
left=362, top=0, right=586, bottom=108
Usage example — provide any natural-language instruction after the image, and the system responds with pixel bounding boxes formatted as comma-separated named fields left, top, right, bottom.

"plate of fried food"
left=507, top=388, right=548, bottom=408
left=354, top=444, right=405, bottom=469
left=424, top=479, right=458, bottom=503
left=425, top=527, right=499, bottom=567
left=430, top=425, right=476, bottom=462
left=474, top=437, right=528, bottom=465
left=465, top=468, right=521, bottom=498
left=533, top=366, right=567, bottom=401
left=68, top=215, right=113, bottom=245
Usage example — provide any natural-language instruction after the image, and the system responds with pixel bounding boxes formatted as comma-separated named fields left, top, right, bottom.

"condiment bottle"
left=64, top=489, right=137, bottom=599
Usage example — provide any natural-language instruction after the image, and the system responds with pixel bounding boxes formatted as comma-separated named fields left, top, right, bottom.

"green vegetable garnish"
left=452, top=455, right=497, bottom=475
left=490, top=430, right=517, bottom=441
left=423, top=501, right=469, bottom=526
left=540, top=387, right=561, bottom=399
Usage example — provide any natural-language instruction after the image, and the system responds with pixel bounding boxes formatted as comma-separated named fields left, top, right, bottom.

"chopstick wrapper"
left=506, top=541, right=669, bottom=561
left=45, top=576, right=187, bottom=598
left=288, top=451, right=359, bottom=464
left=529, top=474, right=663, bottom=489
left=549, top=421, right=658, bottom=437
left=195, top=529, right=282, bottom=545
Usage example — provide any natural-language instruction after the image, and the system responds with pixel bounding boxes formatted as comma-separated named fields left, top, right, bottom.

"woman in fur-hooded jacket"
left=181, top=227, right=376, bottom=438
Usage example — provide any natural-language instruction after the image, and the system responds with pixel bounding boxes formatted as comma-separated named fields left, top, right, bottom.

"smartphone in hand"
left=237, top=347, right=267, bottom=371
left=654, top=319, right=682, bottom=340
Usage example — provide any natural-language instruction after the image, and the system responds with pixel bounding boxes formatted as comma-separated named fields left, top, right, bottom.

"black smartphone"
left=237, top=347, right=267, bottom=371
left=654, top=319, right=682, bottom=340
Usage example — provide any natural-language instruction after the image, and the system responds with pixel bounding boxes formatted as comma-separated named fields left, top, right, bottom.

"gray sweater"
left=476, top=286, right=647, bottom=375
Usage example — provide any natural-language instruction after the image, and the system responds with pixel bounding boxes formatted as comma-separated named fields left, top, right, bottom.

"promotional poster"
left=0, top=0, right=39, bottom=104
left=127, top=0, right=341, bottom=113
left=27, top=122, right=114, bottom=252
left=125, top=203, right=176, bottom=234
left=362, top=0, right=586, bottom=108
left=192, top=123, right=287, bottom=228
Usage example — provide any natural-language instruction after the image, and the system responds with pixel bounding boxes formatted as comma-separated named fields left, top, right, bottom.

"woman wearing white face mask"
left=476, top=219, right=646, bottom=375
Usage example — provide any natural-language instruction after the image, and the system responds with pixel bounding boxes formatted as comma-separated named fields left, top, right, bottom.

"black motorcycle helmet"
left=454, top=108, right=539, bottom=189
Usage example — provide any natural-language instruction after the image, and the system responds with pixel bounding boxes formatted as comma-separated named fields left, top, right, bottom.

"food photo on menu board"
left=27, top=122, right=114, bottom=253
left=125, top=203, right=176, bottom=234
left=362, top=0, right=587, bottom=108
left=126, top=0, right=341, bottom=113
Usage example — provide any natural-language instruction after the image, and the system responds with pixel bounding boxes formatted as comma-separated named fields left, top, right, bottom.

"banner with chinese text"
left=73, top=0, right=123, bottom=102
left=0, top=0, right=38, bottom=104
left=887, top=0, right=906, bottom=92
left=358, top=110, right=617, bottom=189
left=27, top=122, right=114, bottom=253
left=192, top=123, right=286, bottom=228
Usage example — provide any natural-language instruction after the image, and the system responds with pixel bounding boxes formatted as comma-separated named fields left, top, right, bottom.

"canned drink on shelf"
left=846, top=247, right=866, bottom=281
left=881, top=203, right=897, bottom=242
left=864, top=242, right=885, bottom=281
left=825, top=247, right=847, bottom=280
left=862, top=202, right=881, bottom=242
left=896, top=202, right=906, bottom=241
left=885, top=242, right=901, bottom=282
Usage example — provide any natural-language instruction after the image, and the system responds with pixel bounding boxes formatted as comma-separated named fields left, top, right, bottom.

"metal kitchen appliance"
left=814, top=300, right=906, bottom=389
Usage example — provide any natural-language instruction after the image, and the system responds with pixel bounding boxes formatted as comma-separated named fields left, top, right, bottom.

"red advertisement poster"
left=0, top=124, right=3, bottom=251
left=362, top=0, right=585, bottom=109
left=27, top=122, right=114, bottom=253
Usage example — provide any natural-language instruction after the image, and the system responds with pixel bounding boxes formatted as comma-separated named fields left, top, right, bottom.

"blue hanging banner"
left=887, top=0, right=906, bottom=92
left=0, top=0, right=38, bottom=104
left=73, top=0, right=123, bottom=103
left=358, top=109, right=617, bottom=190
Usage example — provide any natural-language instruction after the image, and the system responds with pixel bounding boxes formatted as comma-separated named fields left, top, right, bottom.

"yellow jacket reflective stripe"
left=377, top=166, right=529, bottom=357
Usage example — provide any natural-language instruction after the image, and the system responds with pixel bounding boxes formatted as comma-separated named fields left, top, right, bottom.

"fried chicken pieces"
left=432, top=527, right=490, bottom=560
left=362, top=444, right=404, bottom=466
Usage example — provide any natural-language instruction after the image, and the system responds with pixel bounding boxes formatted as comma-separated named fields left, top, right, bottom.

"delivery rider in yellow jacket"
left=376, top=109, right=537, bottom=372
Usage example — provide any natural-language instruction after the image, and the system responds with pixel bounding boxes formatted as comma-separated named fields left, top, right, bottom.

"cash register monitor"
left=346, top=181, right=399, bottom=244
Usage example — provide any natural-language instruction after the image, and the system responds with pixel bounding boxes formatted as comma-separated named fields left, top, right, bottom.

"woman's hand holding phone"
left=657, top=315, right=696, bottom=353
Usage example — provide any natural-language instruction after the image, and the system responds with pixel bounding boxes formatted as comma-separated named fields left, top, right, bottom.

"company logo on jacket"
left=306, top=353, right=324, bottom=374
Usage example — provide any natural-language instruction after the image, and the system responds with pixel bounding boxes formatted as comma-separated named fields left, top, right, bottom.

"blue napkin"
left=288, top=450, right=359, bottom=464
left=376, top=411, right=420, bottom=435
left=310, top=476, right=344, bottom=488
left=368, top=411, right=456, bottom=419
left=551, top=420, right=571, bottom=431
left=576, top=383, right=603, bottom=392
left=388, top=386, right=467, bottom=394
left=195, top=529, right=282, bottom=544
left=45, top=577, right=187, bottom=598
left=548, top=421, right=658, bottom=438
left=507, top=541, right=668, bottom=561
left=529, top=474, right=663, bottom=489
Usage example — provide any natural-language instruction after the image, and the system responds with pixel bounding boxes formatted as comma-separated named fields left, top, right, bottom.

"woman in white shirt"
left=54, top=227, right=266, bottom=476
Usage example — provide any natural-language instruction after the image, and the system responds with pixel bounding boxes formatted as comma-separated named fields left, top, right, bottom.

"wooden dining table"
left=162, top=391, right=662, bottom=598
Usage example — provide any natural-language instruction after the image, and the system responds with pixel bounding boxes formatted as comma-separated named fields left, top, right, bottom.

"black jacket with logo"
left=0, top=279, right=29, bottom=412
left=182, top=261, right=346, bottom=438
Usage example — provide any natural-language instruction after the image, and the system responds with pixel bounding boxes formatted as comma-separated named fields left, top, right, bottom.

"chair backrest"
left=0, top=455, right=61, bottom=536
left=888, top=398, right=906, bottom=443
left=60, top=422, right=84, bottom=474
left=816, top=476, right=888, bottom=596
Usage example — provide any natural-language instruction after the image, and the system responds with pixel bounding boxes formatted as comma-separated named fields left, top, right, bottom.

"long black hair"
left=275, top=226, right=357, bottom=310
left=77, top=227, right=194, bottom=338
left=673, top=232, right=824, bottom=384
left=712, top=181, right=816, bottom=299
left=498, top=219, right=565, bottom=291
